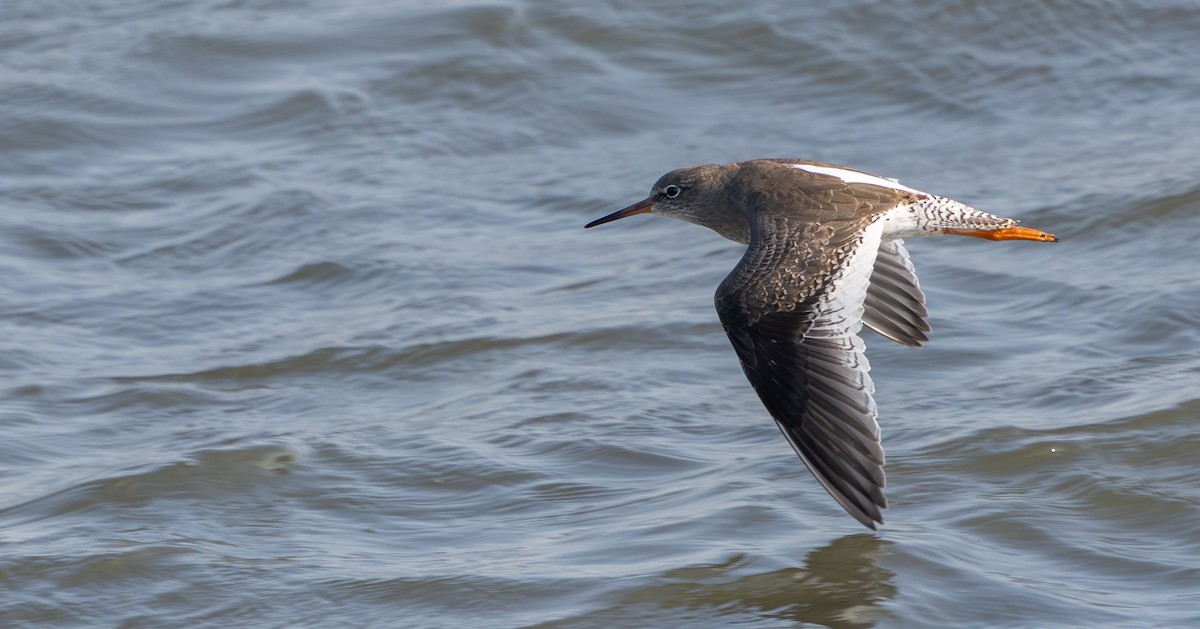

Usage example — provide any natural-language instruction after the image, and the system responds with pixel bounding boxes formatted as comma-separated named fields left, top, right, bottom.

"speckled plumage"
left=585, top=158, right=1057, bottom=530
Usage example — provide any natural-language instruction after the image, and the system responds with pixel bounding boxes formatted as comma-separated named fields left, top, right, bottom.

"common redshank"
left=584, top=159, right=1057, bottom=530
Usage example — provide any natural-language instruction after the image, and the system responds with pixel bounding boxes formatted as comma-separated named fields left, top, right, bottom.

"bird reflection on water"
left=607, top=535, right=896, bottom=627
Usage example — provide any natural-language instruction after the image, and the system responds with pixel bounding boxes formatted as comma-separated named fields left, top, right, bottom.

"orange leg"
left=944, top=226, right=1058, bottom=242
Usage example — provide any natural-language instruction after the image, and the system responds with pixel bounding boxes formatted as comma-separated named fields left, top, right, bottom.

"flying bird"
left=585, top=159, right=1057, bottom=529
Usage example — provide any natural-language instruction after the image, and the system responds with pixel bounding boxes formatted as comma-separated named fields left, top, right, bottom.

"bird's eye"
left=663, top=184, right=682, bottom=199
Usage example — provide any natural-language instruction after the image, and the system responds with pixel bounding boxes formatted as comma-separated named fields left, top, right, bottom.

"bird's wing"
left=863, top=239, right=930, bottom=348
left=716, top=213, right=888, bottom=529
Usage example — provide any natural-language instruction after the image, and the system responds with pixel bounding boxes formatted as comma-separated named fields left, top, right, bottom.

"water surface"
left=2, top=0, right=1199, bottom=626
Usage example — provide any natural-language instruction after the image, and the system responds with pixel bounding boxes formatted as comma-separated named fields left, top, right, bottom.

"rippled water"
left=3, top=0, right=1199, bottom=626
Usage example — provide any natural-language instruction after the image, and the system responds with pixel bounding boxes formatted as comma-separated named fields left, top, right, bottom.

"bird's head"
left=585, top=165, right=747, bottom=242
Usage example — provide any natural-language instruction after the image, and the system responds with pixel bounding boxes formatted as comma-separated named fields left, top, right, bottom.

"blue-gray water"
left=2, top=1, right=1199, bottom=627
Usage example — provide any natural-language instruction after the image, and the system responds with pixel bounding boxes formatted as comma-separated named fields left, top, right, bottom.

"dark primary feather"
left=716, top=201, right=892, bottom=529
left=863, top=240, right=931, bottom=347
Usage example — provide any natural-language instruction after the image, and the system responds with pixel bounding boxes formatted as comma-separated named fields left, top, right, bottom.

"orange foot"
left=944, top=226, right=1058, bottom=242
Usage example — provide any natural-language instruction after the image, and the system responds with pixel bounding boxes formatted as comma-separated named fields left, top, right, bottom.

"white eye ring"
left=663, top=184, right=681, bottom=199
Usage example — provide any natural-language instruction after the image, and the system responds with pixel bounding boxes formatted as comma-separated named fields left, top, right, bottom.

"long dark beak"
left=584, top=198, right=653, bottom=229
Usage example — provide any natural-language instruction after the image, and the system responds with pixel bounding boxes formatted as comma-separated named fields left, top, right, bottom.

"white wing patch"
left=809, top=219, right=885, bottom=342
left=803, top=219, right=885, bottom=436
left=788, top=163, right=925, bottom=195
